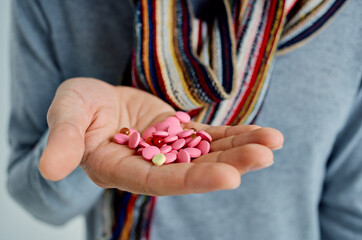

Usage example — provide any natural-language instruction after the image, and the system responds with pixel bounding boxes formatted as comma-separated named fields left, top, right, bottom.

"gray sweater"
left=7, top=0, right=362, bottom=239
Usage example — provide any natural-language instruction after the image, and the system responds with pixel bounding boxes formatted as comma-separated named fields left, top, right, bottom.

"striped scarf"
left=101, top=0, right=348, bottom=239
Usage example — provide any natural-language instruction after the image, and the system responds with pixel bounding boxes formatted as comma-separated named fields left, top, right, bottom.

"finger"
left=193, top=143, right=274, bottom=173
left=146, top=162, right=241, bottom=195
left=185, top=122, right=261, bottom=141
left=39, top=86, right=92, bottom=181
left=91, top=143, right=241, bottom=195
left=113, top=159, right=241, bottom=196
left=211, top=127, right=284, bottom=151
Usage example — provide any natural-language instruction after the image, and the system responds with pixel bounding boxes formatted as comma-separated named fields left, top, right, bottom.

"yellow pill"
left=152, top=153, right=166, bottom=166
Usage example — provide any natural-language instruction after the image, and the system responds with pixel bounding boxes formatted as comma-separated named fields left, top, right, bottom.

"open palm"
left=39, top=78, right=283, bottom=196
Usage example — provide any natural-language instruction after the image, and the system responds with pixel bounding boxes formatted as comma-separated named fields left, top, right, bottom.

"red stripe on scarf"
left=180, top=0, right=221, bottom=102
left=227, top=0, right=279, bottom=125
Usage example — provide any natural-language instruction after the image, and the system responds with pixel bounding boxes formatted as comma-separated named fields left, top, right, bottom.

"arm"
left=320, top=78, right=362, bottom=239
left=7, top=0, right=103, bottom=225
left=7, top=0, right=283, bottom=225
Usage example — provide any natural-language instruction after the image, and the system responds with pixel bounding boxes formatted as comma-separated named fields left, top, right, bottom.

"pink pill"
left=165, top=116, right=180, bottom=126
left=129, top=128, right=138, bottom=135
left=142, top=146, right=160, bottom=161
left=114, top=134, right=129, bottom=144
left=153, top=122, right=161, bottom=129
left=196, top=130, right=212, bottom=142
left=156, top=121, right=171, bottom=131
left=171, top=138, right=186, bottom=150
left=175, top=111, right=191, bottom=123
left=167, top=125, right=183, bottom=136
left=137, top=148, right=144, bottom=155
left=139, top=141, right=150, bottom=148
left=164, top=152, right=177, bottom=164
left=184, top=137, right=192, bottom=145
left=177, top=149, right=191, bottom=163
left=177, top=129, right=194, bottom=138
left=163, top=135, right=178, bottom=143
left=152, top=131, right=169, bottom=137
left=170, top=149, right=178, bottom=155
left=184, top=148, right=201, bottom=158
left=142, top=127, right=156, bottom=140
left=128, top=132, right=141, bottom=149
left=197, top=140, right=210, bottom=155
left=188, top=136, right=202, bottom=148
left=160, top=145, right=172, bottom=154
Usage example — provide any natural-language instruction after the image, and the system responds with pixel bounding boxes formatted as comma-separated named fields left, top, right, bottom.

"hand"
left=39, top=78, right=283, bottom=196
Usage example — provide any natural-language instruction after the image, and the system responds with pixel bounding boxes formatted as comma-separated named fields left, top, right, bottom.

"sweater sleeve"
left=319, top=77, right=362, bottom=239
left=7, top=0, right=103, bottom=225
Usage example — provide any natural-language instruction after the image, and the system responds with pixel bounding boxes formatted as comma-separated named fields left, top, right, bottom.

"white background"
left=0, top=0, right=84, bottom=239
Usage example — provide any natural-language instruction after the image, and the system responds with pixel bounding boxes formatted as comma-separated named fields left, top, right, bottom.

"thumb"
left=39, top=87, right=92, bottom=181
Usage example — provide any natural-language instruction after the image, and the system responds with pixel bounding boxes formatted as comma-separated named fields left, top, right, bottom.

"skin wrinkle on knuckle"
left=224, top=126, right=233, bottom=138
left=143, top=165, right=156, bottom=196
left=184, top=164, right=197, bottom=194
left=231, top=135, right=239, bottom=148
left=214, top=151, right=223, bottom=163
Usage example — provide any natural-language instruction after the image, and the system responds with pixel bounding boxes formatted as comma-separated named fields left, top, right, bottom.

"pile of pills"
left=113, top=111, right=212, bottom=166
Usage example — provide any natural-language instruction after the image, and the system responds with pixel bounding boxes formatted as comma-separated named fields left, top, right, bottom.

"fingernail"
left=249, top=161, right=274, bottom=171
left=271, top=144, right=283, bottom=151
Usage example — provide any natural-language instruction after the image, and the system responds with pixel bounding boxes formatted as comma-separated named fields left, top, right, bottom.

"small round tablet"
left=184, top=137, right=192, bottom=145
left=165, top=116, right=181, bottom=126
left=171, top=139, right=186, bottom=150
left=114, top=134, right=129, bottom=144
left=197, top=140, right=210, bottom=155
left=163, top=135, right=178, bottom=143
left=177, top=149, right=191, bottom=163
left=187, top=136, right=202, bottom=148
left=152, top=153, right=166, bottom=166
left=128, top=132, right=141, bottom=149
left=184, top=148, right=201, bottom=158
left=129, top=128, right=138, bottom=135
left=167, top=125, right=183, bottom=136
left=160, top=145, right=172, bottom=154
left=152, top=136, right=164, bottom=148
left=156, top=121, right=172, bottom=131
left=120, top=127, right=130, bottom=135
left=164, top=152, right=177, bottom=163
left=170, top=150, right=178, bottom=155
left=175, top=111, right=191, bottom=123
left=177, top=129, right=194, bottom=138
left=142, top=146, right=160, bottom=161
left=196, top=130, right=212, bottom=142
left=142, top=127, right=156, bottom=140
left=152, top=131, right=169, bottom=137
left=139, top=141, right=150, bottom=148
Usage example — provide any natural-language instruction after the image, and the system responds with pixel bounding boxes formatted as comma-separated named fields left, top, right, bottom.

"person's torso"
left=38, top=0, right=362, bottom=239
